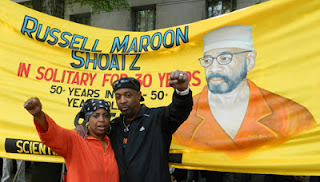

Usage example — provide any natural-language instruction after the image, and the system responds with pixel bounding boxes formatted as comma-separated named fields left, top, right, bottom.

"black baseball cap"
left=112, top=77, right=144, bottom=101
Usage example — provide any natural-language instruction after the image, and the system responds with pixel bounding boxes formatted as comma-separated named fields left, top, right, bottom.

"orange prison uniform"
left=173, top=80, right=316, bottom=151
left=34, top=113, right=119, bottom=182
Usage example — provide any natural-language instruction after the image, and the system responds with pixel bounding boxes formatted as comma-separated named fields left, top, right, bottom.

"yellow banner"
left=1, top=0, right=320, bottom=175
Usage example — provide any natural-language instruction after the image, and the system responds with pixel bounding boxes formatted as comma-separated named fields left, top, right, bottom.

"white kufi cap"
left=203, top=25, right=254, bottom=53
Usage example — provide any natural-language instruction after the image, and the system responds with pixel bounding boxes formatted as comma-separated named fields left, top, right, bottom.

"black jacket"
left=110, top=91, right=193, bottom=182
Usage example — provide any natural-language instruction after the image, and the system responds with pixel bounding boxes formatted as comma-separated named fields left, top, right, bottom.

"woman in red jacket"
left=24, top=98, right=119, bottom=182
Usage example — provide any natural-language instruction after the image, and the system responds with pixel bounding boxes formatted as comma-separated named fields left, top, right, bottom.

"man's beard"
left=206, top=61, right=247, bottom=94
left=119, top=104, right=133, bottom=117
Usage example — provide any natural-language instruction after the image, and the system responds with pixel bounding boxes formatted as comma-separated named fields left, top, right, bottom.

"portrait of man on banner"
left=173, top=25, right=316, bottom=152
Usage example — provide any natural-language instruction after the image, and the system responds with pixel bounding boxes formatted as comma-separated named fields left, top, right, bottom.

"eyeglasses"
left=198, top=50, right=252, bottom=68
left=112, top=77, right=139, bottom=90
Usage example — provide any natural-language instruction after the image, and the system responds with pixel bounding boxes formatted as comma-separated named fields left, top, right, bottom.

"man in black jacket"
left=110, top=70, right=193, bottom=182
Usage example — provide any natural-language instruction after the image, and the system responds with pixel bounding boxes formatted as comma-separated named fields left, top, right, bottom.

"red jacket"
left=173, top=81, right=316, bottom=156
left=35, top=114, right=119, bottom=182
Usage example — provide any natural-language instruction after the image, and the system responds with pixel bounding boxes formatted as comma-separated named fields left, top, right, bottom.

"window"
left=132, top=5, right=156, bottom=32
left=70, top=13, right=91, bottom=25
left=207, top=0, right=236, bottom=18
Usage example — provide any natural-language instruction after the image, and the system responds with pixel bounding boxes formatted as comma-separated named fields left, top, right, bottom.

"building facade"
left=14, top=0, right=268, bottom=31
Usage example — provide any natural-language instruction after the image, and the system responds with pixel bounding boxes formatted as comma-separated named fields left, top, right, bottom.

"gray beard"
left=207, top=62, right=247, bottom=94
